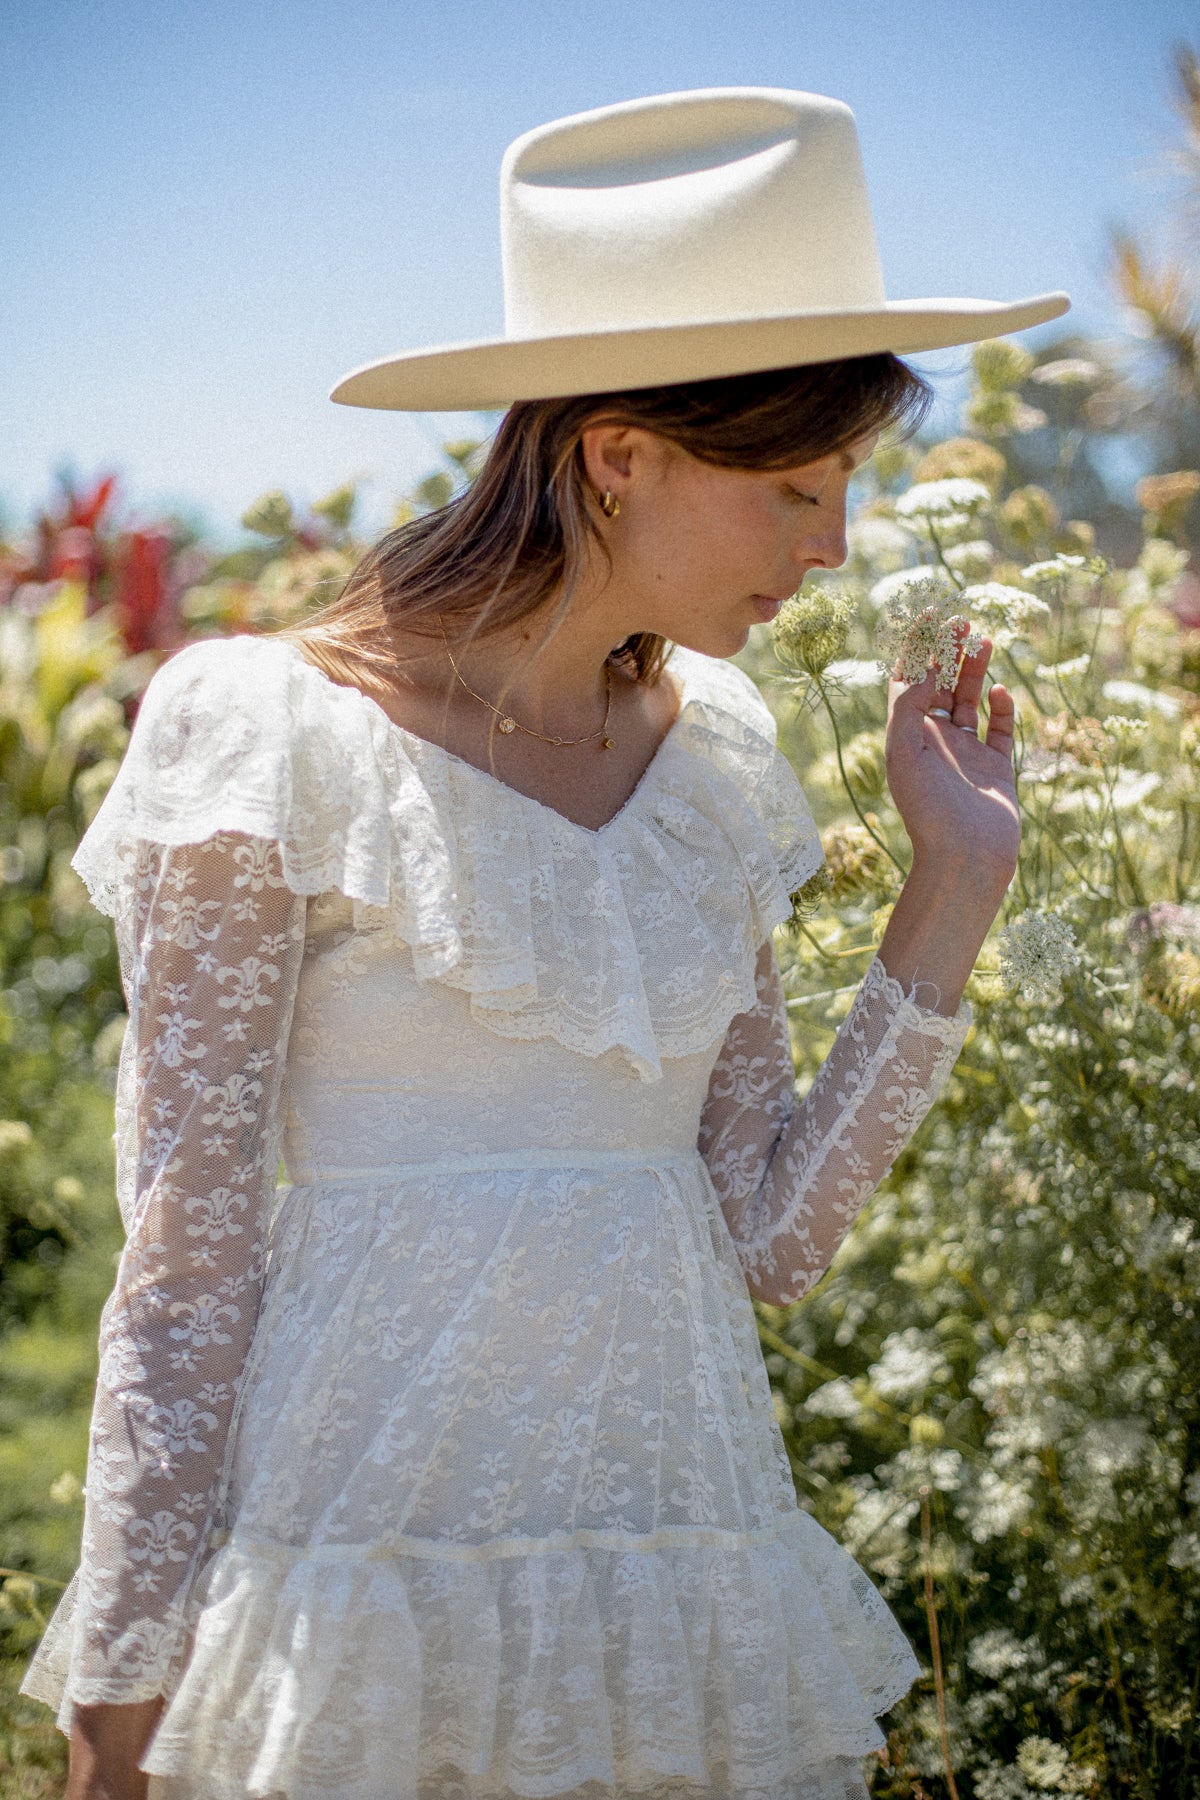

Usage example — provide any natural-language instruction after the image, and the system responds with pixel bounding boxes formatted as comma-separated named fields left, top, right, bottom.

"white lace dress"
left=23, top=633, right=971, bottom=1800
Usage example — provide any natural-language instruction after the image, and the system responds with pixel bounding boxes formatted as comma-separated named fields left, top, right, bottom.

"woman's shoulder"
left=116, top=633, right=346, bottom=813
left=74, top=634, right=398, bottom=915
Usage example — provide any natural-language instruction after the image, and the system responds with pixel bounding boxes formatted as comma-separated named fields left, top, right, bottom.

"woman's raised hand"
left=884, top=630, right=1021, bottom=889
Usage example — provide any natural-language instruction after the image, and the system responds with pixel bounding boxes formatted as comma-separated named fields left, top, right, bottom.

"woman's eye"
left=789, top=487, right=820, bottom=506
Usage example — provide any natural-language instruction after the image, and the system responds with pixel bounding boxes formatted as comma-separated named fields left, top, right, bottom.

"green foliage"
left=739, top=343, right=1200, bottom=1796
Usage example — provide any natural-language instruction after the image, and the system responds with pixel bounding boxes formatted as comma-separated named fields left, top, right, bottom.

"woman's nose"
left=797, top=508, right=848, bottom=572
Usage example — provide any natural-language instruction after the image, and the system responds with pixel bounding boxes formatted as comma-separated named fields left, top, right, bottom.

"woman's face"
left=585, top=426, right=878, bottom=659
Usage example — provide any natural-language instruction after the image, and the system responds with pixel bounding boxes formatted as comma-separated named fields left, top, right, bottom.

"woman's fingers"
left=983, top=681, right=1016, bottom=756
left=952, top=635, right=991, bottom=709
left=943, top=634, right=989, bottom=733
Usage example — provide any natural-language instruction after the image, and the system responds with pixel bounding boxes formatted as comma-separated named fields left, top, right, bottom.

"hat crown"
left=500, top=88, right=887, bottom=341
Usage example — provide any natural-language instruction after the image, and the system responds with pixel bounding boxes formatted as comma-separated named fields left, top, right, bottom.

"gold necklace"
left=441, top=631, right=616, bottom=750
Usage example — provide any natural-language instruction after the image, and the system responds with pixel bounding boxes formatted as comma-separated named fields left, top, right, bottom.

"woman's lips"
left=750, top=594, right=786, bottom=622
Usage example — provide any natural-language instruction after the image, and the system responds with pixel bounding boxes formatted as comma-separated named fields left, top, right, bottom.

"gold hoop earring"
left=599, top=489, right=620, bottom=518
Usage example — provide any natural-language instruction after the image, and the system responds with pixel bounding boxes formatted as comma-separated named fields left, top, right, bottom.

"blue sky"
left=3, top=0, right=1196, bottom=541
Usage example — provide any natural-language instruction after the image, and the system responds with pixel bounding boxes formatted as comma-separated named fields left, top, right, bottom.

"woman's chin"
left=669, top=622, right=753, bottom=660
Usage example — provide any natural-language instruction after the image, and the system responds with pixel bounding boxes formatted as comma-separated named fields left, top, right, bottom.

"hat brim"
left=330, top=293, right=1069, bottom=412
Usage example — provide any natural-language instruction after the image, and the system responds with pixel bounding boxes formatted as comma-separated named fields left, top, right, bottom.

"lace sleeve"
left=61, top=832, right=306, bottom=1708
left=698, top=940, right=971, bottom=1308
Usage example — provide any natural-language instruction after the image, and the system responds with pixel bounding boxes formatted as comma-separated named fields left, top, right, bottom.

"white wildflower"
left=803, top=1377, right=861, bottom=1419
left=997, top=908, right=1082, bottom=1003
left=1079, top=1417, right=1147, bottom=1476
left=1100, top=678, right=1181, bottom=720
left=944, top=537, right=997, bottom=582
left=847, top=515, right=912, bottom=570
left=967, top=1627, right=1040, bottom=1680
left=1127, top=1209, right=1194, bottom=1275
left=1029, top=357, right=1101, bottom=386
left=961, top=1468, right=1035, bottom=1542
left=773, top=589, right=853, bottom=677
left=1185, top=1469, right=1200, bottom=1508
left=1101, top=714, right=1148, bottom=752
left=870, top=1327, right=951, bottom=1401
left=889, top=1444, right=963, bottom=1492
left=1020, top=555, right=1087, bottom=588
left=840, top=1484, right=919, bottom=1579
left=1016, top=1737, right=1070, bottom=1791
left=874, top=572, right=983, bottom=685
left=1050, top=769, right=1163, bottom=817
left=1110, top=770, right=1162, bottom=810
left=1169, top=1530, right=1200, bottom=1573
left=961, top=582, right=1052, bottom=630
left=895, top=478, right=991, bottom=520
left=1035, top=654, right=1091, bottom=682
left=823, top=657, right=888, bottom=689
left=975, top=1765, right=1037, bottom=1800
left=868, top=563, right=955, bottom=613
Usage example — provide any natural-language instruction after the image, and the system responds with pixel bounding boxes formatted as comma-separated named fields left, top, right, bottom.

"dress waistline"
left=283, top=1146, right=699, bottom=1186
left=210, top=1514, right=796, bottom=1562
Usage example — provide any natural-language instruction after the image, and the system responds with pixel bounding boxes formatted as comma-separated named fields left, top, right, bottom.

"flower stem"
left=812, top=679, right=908, bottom=877
left=919, top=1488, right=962, bottom=1800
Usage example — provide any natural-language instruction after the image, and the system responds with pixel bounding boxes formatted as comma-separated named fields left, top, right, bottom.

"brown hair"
left=282, top=354, right=931, bottom=694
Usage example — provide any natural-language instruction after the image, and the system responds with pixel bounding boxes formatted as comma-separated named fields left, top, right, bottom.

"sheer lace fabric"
left=24, top=635, right=971, bottom=1800
left=34, top=836, right=307, bottom=1708
left=701, top=942, right=973, bottom=1308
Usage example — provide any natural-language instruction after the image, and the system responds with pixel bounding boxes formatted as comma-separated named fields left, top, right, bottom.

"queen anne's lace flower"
left=874, top=573, right=983, bottom=685
left=944, top=538, right=997, bottom=582
left=1102, top=714, right=1149, bottom=753
left=847, top=515, right=911, bottom=570
left=868, top=564, right=955, bottom=613
left=869, top=1327, right=951, bottom=1401
left=997, top=908, right=1082, bottom=1003
left=1016, top=1737, right=1070, bottom=1790
left=773, top=588, right=853, bottom=677
left=961, top=583, right=1052, bottom=630
left=1101, top=678, right=1182, bottom=720
left=1036, top=655, right=1091, bottom=682
left=895, top=478, right=991, bottom=520
left=1021, top=554, right=1087, bottom=585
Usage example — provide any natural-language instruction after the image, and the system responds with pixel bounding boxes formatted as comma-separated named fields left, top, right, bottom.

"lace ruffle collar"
left=74, top=635, right=825, bottom=1080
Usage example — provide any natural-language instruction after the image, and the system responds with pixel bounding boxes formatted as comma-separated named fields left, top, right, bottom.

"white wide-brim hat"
left=331, top=86, right=1069, bottom=412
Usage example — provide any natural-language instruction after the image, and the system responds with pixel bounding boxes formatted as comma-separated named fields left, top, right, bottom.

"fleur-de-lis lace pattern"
left=700, top=941, right=972, bottom=1308
left=25, top=635, right=971, bottom=1800
left=35, top=834, right=307, bottom=1714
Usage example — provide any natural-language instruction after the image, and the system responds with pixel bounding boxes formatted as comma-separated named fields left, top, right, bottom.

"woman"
left=28, top=87, right=1066, bottom=1799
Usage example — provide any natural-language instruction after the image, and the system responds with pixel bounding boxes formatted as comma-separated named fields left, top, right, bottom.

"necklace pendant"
left=498, top=716, right=517, bottom=734
left=601, top=735, right=616, bottom=750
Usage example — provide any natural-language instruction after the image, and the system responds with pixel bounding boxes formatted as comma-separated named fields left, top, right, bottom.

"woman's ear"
left=578, top=423, right=662, bottom=507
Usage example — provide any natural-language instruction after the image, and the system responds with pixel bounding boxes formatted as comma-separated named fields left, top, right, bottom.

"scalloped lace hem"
left=859, top=955, right=973, bottom=1042
left=146, top=1754, right=883, bottom=1799
left=32, top=1513, right=919, bottom=1799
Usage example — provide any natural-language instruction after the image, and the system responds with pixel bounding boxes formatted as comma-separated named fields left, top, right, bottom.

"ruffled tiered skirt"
left=141, top=1513, right=915, bottom=1799
left=33, top=1153, right=920, bottom=1798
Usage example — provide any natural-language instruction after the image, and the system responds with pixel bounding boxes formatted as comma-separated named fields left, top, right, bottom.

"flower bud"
left=773, top=589, right=853, bottom=678
left=909, top=1414, right=945, bottom=1447
left=972, top=338, right=1036, bottom=392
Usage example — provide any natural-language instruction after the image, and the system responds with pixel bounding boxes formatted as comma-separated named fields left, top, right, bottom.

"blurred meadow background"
left=2, top=2, right=1199, bottom=1794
